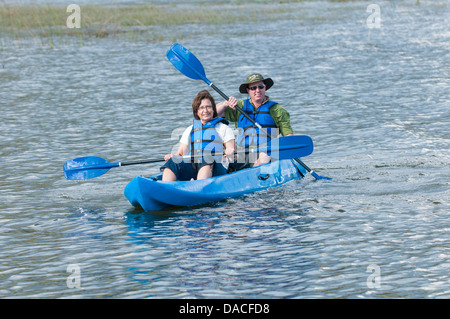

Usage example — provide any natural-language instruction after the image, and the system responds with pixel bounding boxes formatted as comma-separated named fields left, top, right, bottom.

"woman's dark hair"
left=192, top=90, right=218, bottom=120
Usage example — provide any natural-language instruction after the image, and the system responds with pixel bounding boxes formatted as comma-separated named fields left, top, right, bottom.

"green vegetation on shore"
left=0, top=2, right=295, bottom=43
left=0, top=0, right=363, bottom=47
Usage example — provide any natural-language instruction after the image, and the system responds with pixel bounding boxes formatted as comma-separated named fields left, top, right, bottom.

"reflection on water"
left=123, top=195, right=319, bottom=298
left=1, top=0, right=449, bottom=298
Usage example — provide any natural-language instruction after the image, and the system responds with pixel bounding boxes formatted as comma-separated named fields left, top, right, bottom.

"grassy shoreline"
left=0, top=2, right=298, bottom=42
left=0, top=0, right=361, bottom=47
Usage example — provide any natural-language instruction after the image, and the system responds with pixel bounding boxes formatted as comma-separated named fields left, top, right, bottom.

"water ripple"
left=1, top=1, right=449, bottom=298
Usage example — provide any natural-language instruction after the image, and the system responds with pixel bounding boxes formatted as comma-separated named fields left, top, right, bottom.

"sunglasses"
left=248, top=84, right=265, bottom=91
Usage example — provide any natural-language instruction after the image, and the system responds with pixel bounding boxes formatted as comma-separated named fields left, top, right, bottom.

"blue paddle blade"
left=311, top=171, right=332, bottom=180
left=263, top=135, right=313, bottom=160
left=63, top=156, right=117, bottom=180
left=166, top=43, right=211, bottom=84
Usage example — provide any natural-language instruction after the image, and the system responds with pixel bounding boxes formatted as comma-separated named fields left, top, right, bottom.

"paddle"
left=63, top=135, right=313, bottom=180
left=166, top=43, right=331, bottom=180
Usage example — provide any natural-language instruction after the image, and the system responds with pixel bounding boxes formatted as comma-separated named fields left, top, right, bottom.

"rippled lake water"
left=1, top=1, right=449, bottom=299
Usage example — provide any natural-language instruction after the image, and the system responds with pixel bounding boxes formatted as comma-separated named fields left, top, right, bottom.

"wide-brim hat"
left=239, top=73, right=274, bottom=94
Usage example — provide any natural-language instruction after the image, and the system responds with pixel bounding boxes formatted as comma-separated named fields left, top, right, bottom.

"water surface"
left=1, top=0, right=449, bottom=298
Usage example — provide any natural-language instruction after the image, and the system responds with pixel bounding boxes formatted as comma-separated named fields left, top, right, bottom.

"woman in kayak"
left=162, top=90, right=236, bottom=181
left=216, top=73, right=293, bottom=171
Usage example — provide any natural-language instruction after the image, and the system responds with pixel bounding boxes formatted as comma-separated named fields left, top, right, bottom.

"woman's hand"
left=223, top=140, right=236, bottom=162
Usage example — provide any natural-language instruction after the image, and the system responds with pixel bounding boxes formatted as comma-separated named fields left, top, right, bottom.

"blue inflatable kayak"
left=124, top=159, right=307, bottom=211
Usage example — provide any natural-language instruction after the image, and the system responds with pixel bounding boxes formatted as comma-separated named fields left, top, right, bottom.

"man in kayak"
left=217, top=73, right=293, bottom=171
left=162, top=90, right=236, bottom=181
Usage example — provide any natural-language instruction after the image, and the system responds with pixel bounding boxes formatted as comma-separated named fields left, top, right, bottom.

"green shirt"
left=224, top=97, right=294, bottom=136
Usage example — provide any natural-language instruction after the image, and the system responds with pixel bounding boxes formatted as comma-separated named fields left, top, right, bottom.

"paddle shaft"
left=63, top=135, right=313, bottom=180
left=111, top=140, right=311, bottom=167
left=119, top=159, right=162, bottom=166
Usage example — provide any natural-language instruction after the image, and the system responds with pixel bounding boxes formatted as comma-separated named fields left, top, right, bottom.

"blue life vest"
left=190, top=117, right=228, bottom=163
left=236, top=99, right=279, bottom=147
